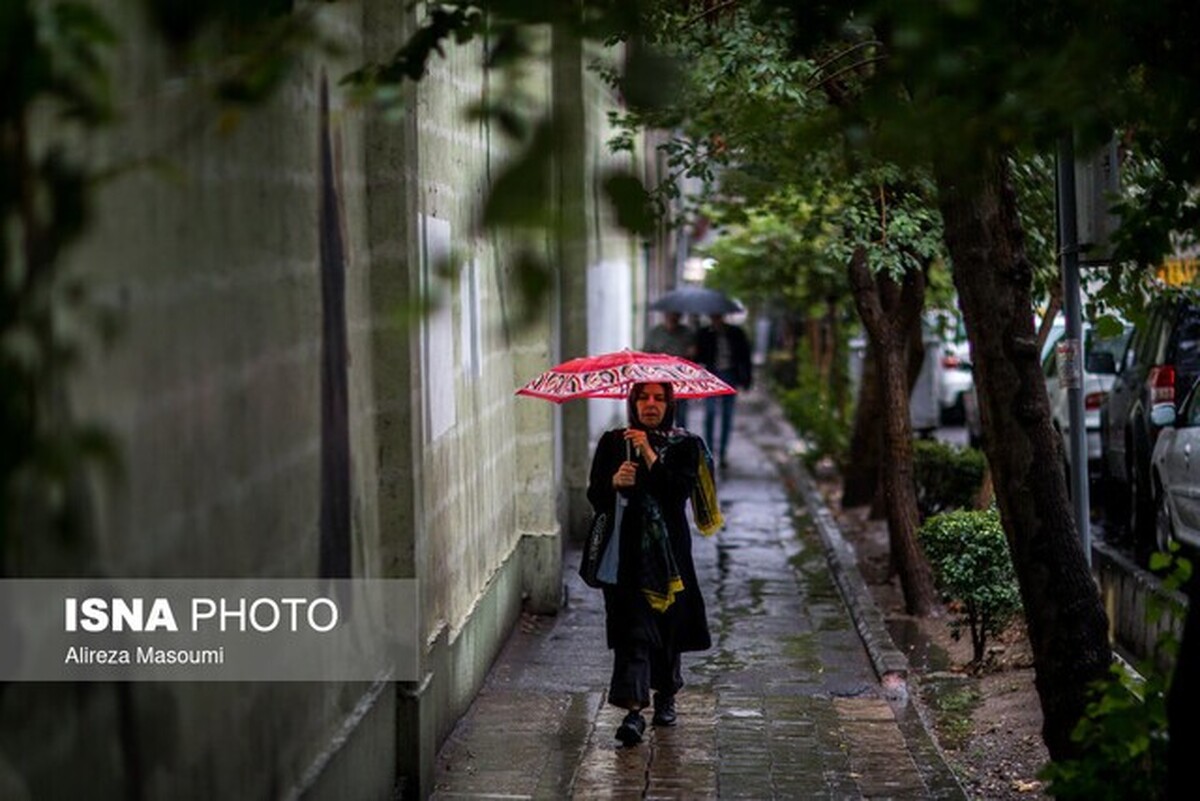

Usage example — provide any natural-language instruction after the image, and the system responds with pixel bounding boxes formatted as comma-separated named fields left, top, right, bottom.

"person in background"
left=696, top=313, right=752, bottom=469
left=644, top=311, right=696, bottom=428
left=587, top=382, right=715, bottom=746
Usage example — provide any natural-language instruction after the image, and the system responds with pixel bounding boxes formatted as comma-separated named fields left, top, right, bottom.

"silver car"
left=1150, top=379, right=1200, bottom=553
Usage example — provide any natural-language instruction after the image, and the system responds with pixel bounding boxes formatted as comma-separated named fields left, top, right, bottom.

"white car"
left=1041, top=321, right=1132, bottom=479
left=964, top=321, right=1130, bottom=460
left=938, top=339, right=974, bottom=425
left=1042, top=323, right=1131, bottom=480
left=1150, top=378, right=1200, bottom=553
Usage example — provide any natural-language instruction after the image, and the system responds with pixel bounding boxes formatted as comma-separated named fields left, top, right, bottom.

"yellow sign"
left=1157, top=257, right=1200, bottom=287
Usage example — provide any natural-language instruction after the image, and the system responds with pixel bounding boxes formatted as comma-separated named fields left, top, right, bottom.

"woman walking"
left=587, top=382, right=716, bottom=745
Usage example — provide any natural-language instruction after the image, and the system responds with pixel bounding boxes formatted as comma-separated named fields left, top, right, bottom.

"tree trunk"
left=934, top=152, right=1111, bottom=761
left=843, top=303, right=927, bottom=512
left=842, top=340, right=883, bottom=507
left=847, top=247, right=938, bottom=616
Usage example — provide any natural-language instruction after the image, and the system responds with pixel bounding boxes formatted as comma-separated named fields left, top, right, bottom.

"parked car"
left=1042, top=322, right=1133, bottom=483
left=1150, top=377, right=1200, bottom=555
left=925, top=309, right=974, bottom=425
left=939, top=339, right=974, bottom=425
left=963, top=381, right=982, bottom=448
left=847, top=332, right=944, bottom=435
left=961, top=316, right=1067, bottom=451
left=1100, top=293, right=1200, bottom=561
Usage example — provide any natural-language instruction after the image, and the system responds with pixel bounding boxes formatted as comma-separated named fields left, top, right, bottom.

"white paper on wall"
left=460, top=256, right=482, bottom=380
left=421, top=214, right=456, bottom=441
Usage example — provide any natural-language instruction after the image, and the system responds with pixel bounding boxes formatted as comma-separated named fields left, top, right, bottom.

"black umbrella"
left=648, top=286, right=743, bottom=316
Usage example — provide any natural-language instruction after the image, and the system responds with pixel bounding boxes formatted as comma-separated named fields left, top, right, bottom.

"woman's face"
left=634, top=383, right=668, bottom=428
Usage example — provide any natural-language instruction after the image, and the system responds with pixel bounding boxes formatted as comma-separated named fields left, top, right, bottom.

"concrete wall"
left=1, top=1, right=642, bottom=799
left=1092, top=542, right=1187, bottom=675
left=585, top=44, right=642, bottom=441
left=3, top=0, right=399, bottom=796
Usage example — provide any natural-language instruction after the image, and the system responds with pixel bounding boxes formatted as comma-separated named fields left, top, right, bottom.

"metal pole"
left=1057, top=134, right=1092, bottom=566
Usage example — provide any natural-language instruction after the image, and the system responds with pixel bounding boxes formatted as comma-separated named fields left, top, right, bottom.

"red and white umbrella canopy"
left=516, top=349, right=736, bottom=403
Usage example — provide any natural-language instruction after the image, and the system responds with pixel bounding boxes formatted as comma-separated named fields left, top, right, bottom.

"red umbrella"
left=515, top=349, right=736, bottom=403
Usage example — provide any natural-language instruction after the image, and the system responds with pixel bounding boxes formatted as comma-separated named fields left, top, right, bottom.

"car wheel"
left=1102, top=464, right=1130, bottom=543
left=940, top=395, right=966, bottom=425
left=1155, top=480, right=1174, bottom=555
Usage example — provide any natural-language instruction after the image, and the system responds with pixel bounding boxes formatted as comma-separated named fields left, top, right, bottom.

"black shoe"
left=652, top=694, right=677, bottom=727
left=615, top=711, right=646, bottom=745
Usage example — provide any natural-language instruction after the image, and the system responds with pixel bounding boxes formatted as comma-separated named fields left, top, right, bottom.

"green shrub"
left=912, top=438, right=986, bottom=519
left=776, top=359, right=850, bottom=467
left=918, top=507, right=1022, bottom=665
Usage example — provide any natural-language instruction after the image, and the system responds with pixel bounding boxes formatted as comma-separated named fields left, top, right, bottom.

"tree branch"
left=812, top=40, right=882, bottom=76
left=896, top=260, right=928, bottom=338
left=808, top=55, right=887, bottom=92
left=682, top=0, right=741, bottom=30
left=878, top=184, right=887, bottom=244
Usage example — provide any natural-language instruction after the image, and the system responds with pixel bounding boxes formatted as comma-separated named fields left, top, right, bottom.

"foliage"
left=1, top=1, right=122, bottom=568
left=775, top=350, right=851, bottom=468
left=912, top=439, right=986, bottom=520
left=1008, top=152, right=1061, bottom=295
left=918, top=508, right=1023, bottom=665
left=1038, top=548, right=1190, bottom=799
left=773, top=0, right=1200, bottom=282
left=623, top=3, right=952, bottom=286
left=610, top=5, right=823, bottom=206
left=1039, top=662, right=1168, bottom=800
left=700, top=189, right=847, bottom=313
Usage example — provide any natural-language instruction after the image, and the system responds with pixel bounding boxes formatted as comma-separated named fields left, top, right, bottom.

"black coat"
left=587, top=428, right=712, bottom=653
left=696, top=324, right=753, bottom=389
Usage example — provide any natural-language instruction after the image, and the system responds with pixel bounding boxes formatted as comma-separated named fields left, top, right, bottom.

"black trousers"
left=608, top=641, right=683, bottom=709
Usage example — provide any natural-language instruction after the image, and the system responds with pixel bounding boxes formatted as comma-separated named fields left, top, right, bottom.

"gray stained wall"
left=0, top=2, right=645, bottom=799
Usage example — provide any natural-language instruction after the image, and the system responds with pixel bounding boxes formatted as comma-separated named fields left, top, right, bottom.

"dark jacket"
left=696, top=324, right=753, bottom=389
left=587, top=428, right=712, bottom=653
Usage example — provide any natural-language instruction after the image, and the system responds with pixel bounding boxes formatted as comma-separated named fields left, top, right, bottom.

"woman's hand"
left=623, top=428, right=658, bottom=467
left=612, top=460, right=638, bottom=489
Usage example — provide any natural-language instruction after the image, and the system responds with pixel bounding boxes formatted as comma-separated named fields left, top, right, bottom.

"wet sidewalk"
left=430, top=389, right=964, bottom=800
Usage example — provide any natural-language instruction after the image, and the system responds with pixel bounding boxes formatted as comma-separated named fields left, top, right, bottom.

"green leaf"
left=619, top=42, right=683, bottom=112
left=482, top=124, right=555, bottom=229
left=1147, top=551, right=1172, bottom=572
left=602, top=171, right=656, bottom=237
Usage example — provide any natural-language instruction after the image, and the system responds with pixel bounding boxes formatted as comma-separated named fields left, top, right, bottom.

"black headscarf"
left=626, top=382, right=676, bottom=432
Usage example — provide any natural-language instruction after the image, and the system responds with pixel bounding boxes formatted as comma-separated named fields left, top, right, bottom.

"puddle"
left=887, top=617, right=953, bottom=672
left=695, top=648, right=747, bottom=675
left=746, top=577, right=767, bottom=613
left=723, top=707, right=764, bottom=718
